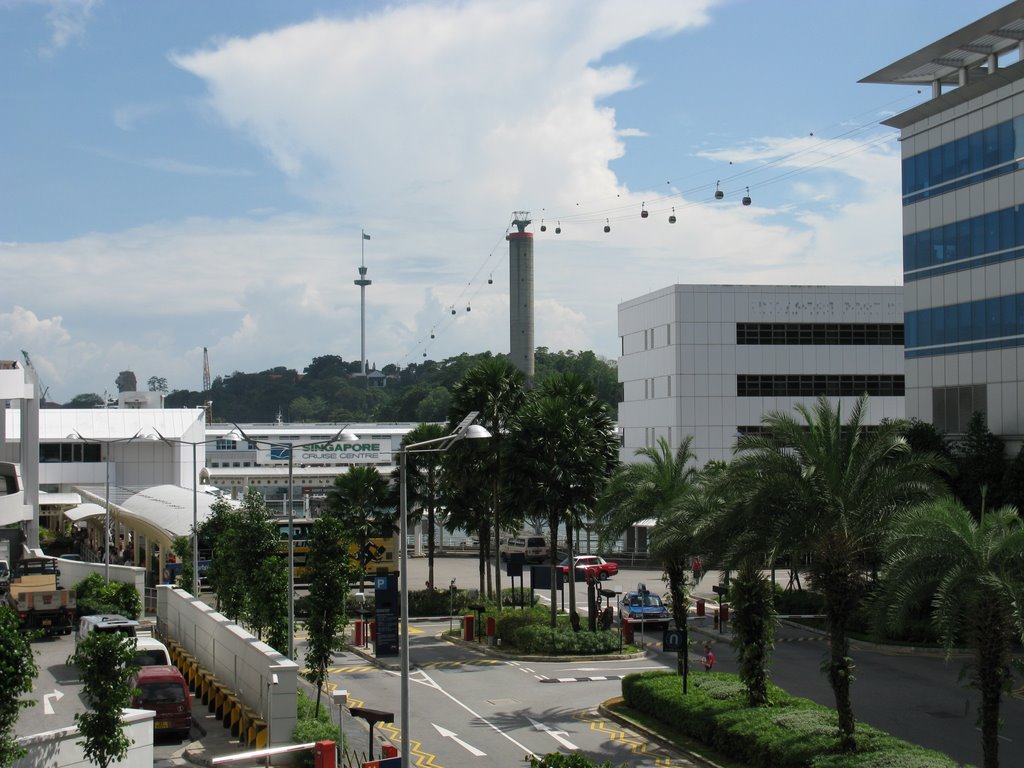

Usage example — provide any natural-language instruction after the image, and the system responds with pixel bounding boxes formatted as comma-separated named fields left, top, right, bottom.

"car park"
left=619, top=584, right=672, bottom=626
left=558, top=554, right=619, bottom=580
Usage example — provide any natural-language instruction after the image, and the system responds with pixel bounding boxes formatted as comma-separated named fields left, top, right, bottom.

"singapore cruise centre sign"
left=263, top=440, right=390, bottom=465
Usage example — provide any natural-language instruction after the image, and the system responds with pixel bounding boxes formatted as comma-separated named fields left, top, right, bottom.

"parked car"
left=558, top=555, right=619, bottom=580
left=130, top=665, right=192, bottom=739
left=75, top=614, right=139, bottom=647
left=619, top=584, right=672, bottom=626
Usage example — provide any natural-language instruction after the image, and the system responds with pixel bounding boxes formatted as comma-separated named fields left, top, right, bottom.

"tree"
left=450, top=358, right=526, bottom=603
left=198, top=496, right=244, bottom=615
left=595, top=436, right=699, bottom=551
left=65, top=393, right=104, bottom=409
left=326, top=466, right=396, bottom=583
left=146, top=376, right=168, bottom=393
left=730, top=394, right=949, bottom=751
left=398, top=423, right=448, bottom=590
left=442, top=446, right=494, bottom=595
left=882, top=498, right=1024, bottom=768
left=71, top=631, right=137, bottom=768
left=505, top=373, right=618, bottom=628
left=303, top=512, right=353, bottom=717
left=728, top=561, right=775, bottom=706
left=0, top=606, right=38, bottom=764
left=952, top=412, right=1006, bottom=516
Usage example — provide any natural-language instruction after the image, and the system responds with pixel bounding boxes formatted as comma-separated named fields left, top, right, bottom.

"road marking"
left=378, top=722, right=443, bottom=768
left=421, top=659, right=502, bottom=669
left=540, top=675, right=623, bottom=684
left=576, top=710, right=675, bottom=765
left=528, top=717, right=579, bottom=750
left=43, top=690, right=64, bottom=715
left=432, top=723, right=486, bottom=756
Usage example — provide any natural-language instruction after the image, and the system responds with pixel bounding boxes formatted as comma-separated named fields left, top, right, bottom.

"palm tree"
left=396, top=423, right=447, bottom=590
left=595, top=436, right=700, bottom=548
left=505, top=373, right=618, bottom=628
left=882, top=498, right=1024, bottom=768
left=326, top=465, right=396, bottom=581
left=450, top=358, right=526, bottom=603
left=731, top=395, right=949, bottom=751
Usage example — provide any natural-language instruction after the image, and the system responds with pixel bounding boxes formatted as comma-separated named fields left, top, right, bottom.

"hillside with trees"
left=154, top=348, right=618, bottom=424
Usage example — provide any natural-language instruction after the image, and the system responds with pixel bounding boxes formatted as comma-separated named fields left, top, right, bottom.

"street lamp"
left=152, top=428, right=243, bottom=597
left=397, top=412, right=490, bottom=768
left=67, top=430, right=147, bottom=582
left=232, top=425, right=360, bottom=660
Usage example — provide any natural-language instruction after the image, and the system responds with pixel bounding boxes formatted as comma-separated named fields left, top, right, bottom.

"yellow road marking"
left=378, top=721, right=444, bottom=768
left=575, top=710, right=675, bottom=766
left=420, top=659, right=502, bottom=669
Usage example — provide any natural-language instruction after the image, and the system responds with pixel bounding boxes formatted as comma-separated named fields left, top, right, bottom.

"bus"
left=274, top=519, right=398, bottom=584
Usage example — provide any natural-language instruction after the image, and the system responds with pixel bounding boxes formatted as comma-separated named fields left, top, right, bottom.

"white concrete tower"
left=355, top=230, right=372, bottom=377
left=509, top=212, right=535, bottom=385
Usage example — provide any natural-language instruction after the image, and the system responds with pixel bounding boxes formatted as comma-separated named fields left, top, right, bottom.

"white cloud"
left=5, top=0, right=909, bottom=401
left=41, top=0, right=98, bottom=56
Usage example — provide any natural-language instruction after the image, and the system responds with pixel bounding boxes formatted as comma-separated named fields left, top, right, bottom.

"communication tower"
left=508, top=212, right=535, bottom=385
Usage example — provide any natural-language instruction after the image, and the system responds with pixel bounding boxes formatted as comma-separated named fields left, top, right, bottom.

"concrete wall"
left=13, top=710, right=154, bottom=768
left=156, top=585, right=298, bottom=747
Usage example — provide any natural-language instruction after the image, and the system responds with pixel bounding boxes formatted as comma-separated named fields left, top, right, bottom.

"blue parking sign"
left=374, top=575, right=388, bottom=591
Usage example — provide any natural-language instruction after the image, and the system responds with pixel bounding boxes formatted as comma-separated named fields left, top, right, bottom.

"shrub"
left=773, top=587, right=825, bottom=615
left=621, top=671, right=958, bottom=768
left=74, top=574, right=142, bottom=618
left=530, top=753, right=616, bottom=768
left=292, top=690, right=344, bottom=768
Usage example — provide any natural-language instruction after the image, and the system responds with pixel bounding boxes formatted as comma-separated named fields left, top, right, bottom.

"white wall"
left=13, top=710, right=154, bottom=768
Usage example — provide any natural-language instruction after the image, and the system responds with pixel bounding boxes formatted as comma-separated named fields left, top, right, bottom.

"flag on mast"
left=362, top=232, right=371, bottom=240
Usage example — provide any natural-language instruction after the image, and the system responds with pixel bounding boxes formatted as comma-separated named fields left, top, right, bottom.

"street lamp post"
left=233, top=425, right=360, bottom=660
left=397, top=412, right=490, bottom=768
left=153, top=428, right=243, bottom=597
left=68, top=430, right=146, bottom=581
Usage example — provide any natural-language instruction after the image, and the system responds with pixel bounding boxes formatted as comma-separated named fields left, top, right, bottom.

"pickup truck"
left=5, top=557, right=77, bottom=636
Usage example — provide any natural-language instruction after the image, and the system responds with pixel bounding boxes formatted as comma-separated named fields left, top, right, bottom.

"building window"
left=932, top=385, right=987, bottom=434
left=215, top=439, right=237, bottom=450
left=737, top=374, right=905, bottom=397
left=905, top=204, right=1024, bottom=281
left=905, top=293, right=1024, bottom=357
left=736, top=322, right=903, bottom=345
left=902, top=115, right=1024, bottom=205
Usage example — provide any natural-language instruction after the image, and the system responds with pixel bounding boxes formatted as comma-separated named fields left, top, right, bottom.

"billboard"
left=261, top=439, right=391, bottom=465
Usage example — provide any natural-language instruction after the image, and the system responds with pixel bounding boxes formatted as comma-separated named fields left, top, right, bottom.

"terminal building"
left=863, top=0, right=1024, bottom=441
left=617, top=285, right=905, bottom=465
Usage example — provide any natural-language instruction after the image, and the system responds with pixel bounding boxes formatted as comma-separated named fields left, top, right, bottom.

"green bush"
left=530, top=752, right=616, bottom=768
left=773, top=587, right=825, bottom=615
left=512, top=624, right=620, bottom=655
left=74, top=574, right=142, bottom=619
left=407, top=588, right=473, bottom=617
left=292, top=690, right=344, bottom=768
left=621, top=671, right=957, bottom=768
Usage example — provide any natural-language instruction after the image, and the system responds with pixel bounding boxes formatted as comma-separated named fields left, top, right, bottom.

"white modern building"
left=862, top=1, right=1024, bottom=441
left=617, top=284, right=905, bottom=465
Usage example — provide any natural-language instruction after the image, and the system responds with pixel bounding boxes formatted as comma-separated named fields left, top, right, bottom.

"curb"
left=597, top=697, right=725, bottom=768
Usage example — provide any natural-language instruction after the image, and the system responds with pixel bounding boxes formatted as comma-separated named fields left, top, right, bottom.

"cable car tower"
left=509, top=212, right=535, bottom=386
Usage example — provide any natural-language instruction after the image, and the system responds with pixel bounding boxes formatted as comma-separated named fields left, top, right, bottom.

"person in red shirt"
left=703, top=642, right=715, bottom=671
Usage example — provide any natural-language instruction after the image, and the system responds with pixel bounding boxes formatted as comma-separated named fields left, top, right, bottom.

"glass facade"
left=736, top=322, right=903, bottom=345
left=904, top=293, right=1024, bottom=357
left=902, top=116, right=1024, bottom=205
left=904, top=205, right=1024, bottom=281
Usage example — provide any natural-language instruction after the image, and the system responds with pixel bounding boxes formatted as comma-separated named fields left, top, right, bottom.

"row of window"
left=736, top=322, right=903, bottom=345
left=902, top=115, right=1024, bottom=204
left=736, top=374, right=905, bottom=397
left=932, top=384, right=987, bottom=435
left=905, top=292, right=1024, bottom=350
left=39, top=443, right=101, bottom=463
left=904, top=204, right=1024, bottom=278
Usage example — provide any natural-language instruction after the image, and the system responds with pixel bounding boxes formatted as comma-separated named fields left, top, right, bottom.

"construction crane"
left=20, top=351, right=49, bottom=405
left=202, top=347, right=213, bottom=424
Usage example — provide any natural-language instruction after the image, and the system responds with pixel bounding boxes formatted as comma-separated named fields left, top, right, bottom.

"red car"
left=558, top=555, right=619, bottom=580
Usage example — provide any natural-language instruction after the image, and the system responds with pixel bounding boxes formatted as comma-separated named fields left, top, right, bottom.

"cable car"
left=715, top=181, right=724, bottom=200
left=603, top=219, right=610, bottom=233
left=669, top=207, right=676, bottom=224
left=640, top=202, right=648, bottom=219
left=742, top=187, right=751, bottom=206
left=540, top=220, right=547, bottom=232
left=555, top=222, right=562, bottom=234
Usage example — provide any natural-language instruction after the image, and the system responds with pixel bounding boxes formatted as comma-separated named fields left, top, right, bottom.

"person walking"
left=702, top=642, right=715, bottom=671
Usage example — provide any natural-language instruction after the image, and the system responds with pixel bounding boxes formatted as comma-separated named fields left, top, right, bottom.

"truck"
left=5, top=557, right=76, bottom=636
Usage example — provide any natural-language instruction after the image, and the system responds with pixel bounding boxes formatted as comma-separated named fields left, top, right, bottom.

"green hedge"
left=74, top=574, right=142, bottom=619
left=621, top=671, right=958, bottom=768
left=291, top=690, right=344, bottom=768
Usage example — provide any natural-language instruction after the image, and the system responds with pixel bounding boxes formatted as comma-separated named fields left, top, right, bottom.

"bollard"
left=354, top=619, right=364, bottom=646
left=713, top=609, right=719, bottom=629
left=370, top=620, right=377, bottom=642
left=462, top=615, right=475, bottom=641
left=721, top=604, right=729, bottom=624
left=313, top=740, right=337, bottom=768
left=486, top=616, right=496, bottom=638
left=622, top=619, right=634, bottom=645
left=696, top=598, right=705, bottom=617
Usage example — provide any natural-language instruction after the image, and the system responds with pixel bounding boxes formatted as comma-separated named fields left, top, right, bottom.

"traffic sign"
left=663, top=629, right=684, bottom=652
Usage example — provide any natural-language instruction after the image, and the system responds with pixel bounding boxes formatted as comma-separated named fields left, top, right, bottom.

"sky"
left=0, top=0, right=1003, bottom=403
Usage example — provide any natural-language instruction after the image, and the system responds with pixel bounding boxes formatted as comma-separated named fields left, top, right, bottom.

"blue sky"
left=0, top=0, right=997, bottom=402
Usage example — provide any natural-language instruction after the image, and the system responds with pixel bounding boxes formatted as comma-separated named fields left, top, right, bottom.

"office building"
left=617, top=284, right=905, bottom=465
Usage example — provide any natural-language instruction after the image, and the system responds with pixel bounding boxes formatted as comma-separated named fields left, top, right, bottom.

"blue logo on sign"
left=374, top=576, right=388, bottom=591
left=270, top=446, right=291, bottom=460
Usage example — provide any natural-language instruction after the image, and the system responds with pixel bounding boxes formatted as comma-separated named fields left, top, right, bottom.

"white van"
left=134, top=636, right=172, bottom=666
left=75, top=614, right=139, bottom=647
left=500, top=535, right=548, bottom=563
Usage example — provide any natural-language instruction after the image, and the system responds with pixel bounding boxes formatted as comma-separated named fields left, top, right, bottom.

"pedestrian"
left=702, top=642, right=714, bottom=671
